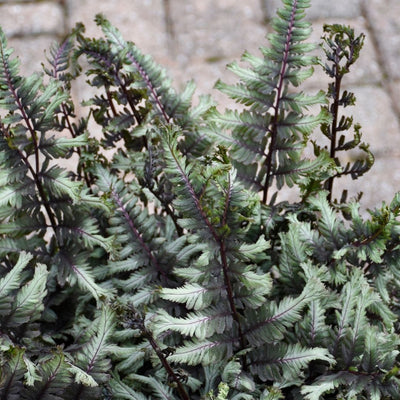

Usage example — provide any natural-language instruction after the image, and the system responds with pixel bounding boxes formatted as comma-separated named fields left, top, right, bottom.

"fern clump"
left=209, top=0, right=332, bottom=204
left=0, top=1, right=400, bottom=399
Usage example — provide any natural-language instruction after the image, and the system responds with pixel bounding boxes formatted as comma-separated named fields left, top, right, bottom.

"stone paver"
left=0, top=2, right=64, bottom=37
left=165, top=1, right=266, bottom=109
left=168, top=0, right=266, bottom=63
left=261, top=0, right=362, bottom=21
left=346, top=86, right=400, bottom=158
left=8, top=36, right=58, bottom=75
left=67, top=0, right=167, bottom=59
left=363, top=0, right=400, bottom=81
left=0, top=0, right=398, bottom=210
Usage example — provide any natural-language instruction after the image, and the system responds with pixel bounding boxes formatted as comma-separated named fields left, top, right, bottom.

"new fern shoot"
left=0, top=1, right=400, bottom=399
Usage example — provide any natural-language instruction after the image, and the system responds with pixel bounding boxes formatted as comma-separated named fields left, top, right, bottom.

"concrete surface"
left=0, top=0, right=399, bottom=210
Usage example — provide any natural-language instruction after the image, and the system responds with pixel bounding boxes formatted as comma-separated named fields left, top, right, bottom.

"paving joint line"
left=162, top=0, right=176, bottom=56
left=360, top=0, right=400, bottom=127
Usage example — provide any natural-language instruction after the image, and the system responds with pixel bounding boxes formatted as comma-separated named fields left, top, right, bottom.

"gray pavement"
left=0, top=0, right=399, bottom=210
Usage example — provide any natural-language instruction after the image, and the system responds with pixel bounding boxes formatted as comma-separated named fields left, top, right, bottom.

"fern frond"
left=245, top=278, right=325, bottom=346
left=10, top=263, right=48, bottom=326
left=39, top=132, right=88, bottom=159
left=332, top=268, right=382, bottom=367
left=73, top=306, right=115, bottom=394
left=41, top=166, right=82, bottom=202
left=128, top=374, right=174, bottom=400
left=95, top=166, right=159, bottom=261
left=160, top=283, right=221, bottom=311
left=91, top=14, right=213, bottom=157
left=301, top=373, right=347, bottom=400
left=249, top=343, right=333, bottom=383
left=44, top=25, right=83, bottom=83
left=0, top=346, right=25, bottom=399
left=68, top=364, right=99, bottom=387
left=109, top=375, right=148, bottom=400
left=209, top=0, right=332, bottom=203
left=27, top=352, right=73, bottom=400
left=308, top=193, right=348, bottom=250
left=0, top=251, right=32, bottom=301
left=222, top=360, right=255, bottom=393
left=154, top=307, right=233, bottom=340
left=169, top=338, right=233, bottom=366
left=62, top=255, right=110, bottom=301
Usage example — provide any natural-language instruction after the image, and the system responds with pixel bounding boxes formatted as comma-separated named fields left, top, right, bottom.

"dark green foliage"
left=0, top=1, right=399, bottom=399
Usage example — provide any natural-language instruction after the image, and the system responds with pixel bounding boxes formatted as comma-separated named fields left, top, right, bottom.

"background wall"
left=0, top=0, right=399, bottom=209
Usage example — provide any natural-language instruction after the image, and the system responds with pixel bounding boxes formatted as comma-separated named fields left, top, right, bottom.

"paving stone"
left=333, top=156, right=400, bottom=212
left=261, top=0, right=362, bottom=21
left=304, top=18, right=382, bottom=88
left=168, top=0, right=266, bottom=64
left=165, top=0, right=271, bottom=110
left=362, top=0, right=400, bottom=80
left=67, top=0, right=167, bottom=58
left=7, top=35, right=58, bottom=76
left=0, top=2, right=64, bottom=37
left=390, top=80, right=400, bottom=115
left=343, top=86, right=400, bottom=157
left=0, top=0, right=395, bottom=210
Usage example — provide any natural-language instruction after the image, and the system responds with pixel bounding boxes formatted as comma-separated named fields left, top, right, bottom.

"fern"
left=0, top=1, right=400, bottom=399
left=209, top=0, right=331, bottom=204
left=315, top=24, right=374, bottom=203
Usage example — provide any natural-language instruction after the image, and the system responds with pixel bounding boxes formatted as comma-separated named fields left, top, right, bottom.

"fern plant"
left=0, top=0, right=400, bottom=399
left=208, top=0, right=332, bottom=204
left=315, top=24, right=374, bottom=203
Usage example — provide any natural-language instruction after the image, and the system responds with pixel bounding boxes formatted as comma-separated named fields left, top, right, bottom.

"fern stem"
left=326, top=53, right=343, bottom=203
left=118, top=78, right=145, bottom=125
left=170, top=142, right=247, bottom=359
left=35, top=355, right=63, bottom=399
left=107, top=79, right=148, bottom=149
left=49, top=37, right=94, bottom=188
left=1, top=354, right=21, bottom=400
left=61, top=103, right=93, bottom=188
left=351, top=206, right=398, bottom=248
left=144, top=329, right=190, bottom=400
left=148, top=184, right=184, bottom=236
left=105, top=86, right=118, bottom=117
left=2, top=125, right=59, bottom=234
left=220, top=240, right=247, bottom=367
left=0, top=49, right=40, bottom=175
left=221, top=175, right=247, bottom=360
left=262, top=0, right=298, bottom=204
left=0, top=45, right=61, bottom=238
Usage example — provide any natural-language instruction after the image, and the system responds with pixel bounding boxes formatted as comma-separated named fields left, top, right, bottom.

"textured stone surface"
left=363, top=0, right=400, bottom=80
left=390, top=81, right=400, bottom=116
left=8, top=36, right=57, bottom=75
left=343, top=86, right=400, bottom=157
left=0, top=0, right=399, bottom=209
left=336, top=156, right=400, bottom=212
left=261, top=0, right=362, bottom=21
left=160, top=0, right=269, bottom=114
left=67, top=0, right=167, bottom=58
left=0, top=2, right=64, bottom=37
left=168, top=0, right=266, bottom=64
